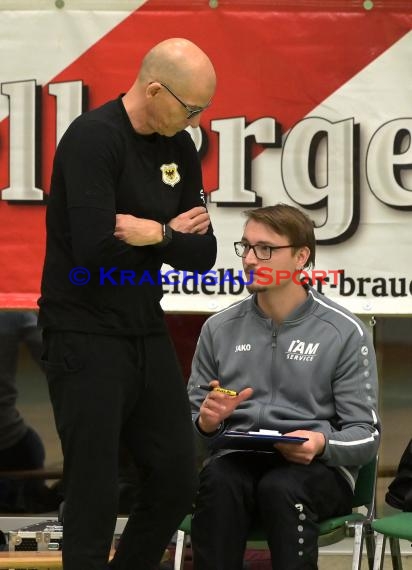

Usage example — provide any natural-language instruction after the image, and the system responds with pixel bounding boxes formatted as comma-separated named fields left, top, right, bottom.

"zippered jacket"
left=188, top=287, right=380, bottom=490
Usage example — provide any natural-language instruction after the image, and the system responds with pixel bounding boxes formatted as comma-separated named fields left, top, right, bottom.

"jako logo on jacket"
left=235, top=344, right=252, bottom=352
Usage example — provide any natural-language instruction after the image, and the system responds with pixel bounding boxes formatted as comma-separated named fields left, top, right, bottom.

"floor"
left=319, top=537, right=412, bottom=568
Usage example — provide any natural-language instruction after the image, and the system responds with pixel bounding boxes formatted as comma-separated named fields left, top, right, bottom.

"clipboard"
left=215, top=430, right=308, bottom=451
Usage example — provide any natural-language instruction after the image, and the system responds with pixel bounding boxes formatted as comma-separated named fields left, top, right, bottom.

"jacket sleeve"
left=59, top=119, right=151, bottom=272
left=320, top=323, right=380, bottom=467
left=187, top=321, right=225, bottom=443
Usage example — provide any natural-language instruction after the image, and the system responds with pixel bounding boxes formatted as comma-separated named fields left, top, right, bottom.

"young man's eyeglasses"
left=234, top=242, right=299, bottom=261
left=159, top=82, right=210, bottom=119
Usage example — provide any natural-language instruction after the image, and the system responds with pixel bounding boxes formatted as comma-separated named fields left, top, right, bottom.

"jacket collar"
left=250, top=284, right=317, bottom=325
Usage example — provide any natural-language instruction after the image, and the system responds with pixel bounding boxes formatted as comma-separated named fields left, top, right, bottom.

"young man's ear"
left=296, top=246, right=311, bottom=269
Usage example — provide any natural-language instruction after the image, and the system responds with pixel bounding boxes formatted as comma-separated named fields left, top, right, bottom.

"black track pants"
left=191, top=451, right=353, bottom=570
left=43, top=330, right=197, bottom=570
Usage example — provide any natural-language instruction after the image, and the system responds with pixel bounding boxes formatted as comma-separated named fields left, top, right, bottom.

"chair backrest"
left=352, top=456, right=378, bottom=511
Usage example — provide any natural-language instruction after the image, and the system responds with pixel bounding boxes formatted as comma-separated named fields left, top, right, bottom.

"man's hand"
left=114, top=206, right=210, bottom=246
left=273, top=430, right=326, bottom=465
left=198, top=380, right=253, bottom=434
left=114, top=215, right=163, bottom=246
left=169, top=206, right=210, bottom=235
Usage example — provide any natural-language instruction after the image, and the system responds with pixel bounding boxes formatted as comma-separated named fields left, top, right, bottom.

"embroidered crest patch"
left=160, top=163, right=181, bottom=187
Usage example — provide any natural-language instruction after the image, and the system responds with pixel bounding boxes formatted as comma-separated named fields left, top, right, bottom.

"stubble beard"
left=246, top=284, right=268, bottom=294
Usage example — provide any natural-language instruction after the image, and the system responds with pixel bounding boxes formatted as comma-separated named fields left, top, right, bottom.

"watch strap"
left=157, top=223, right=172, bottom=247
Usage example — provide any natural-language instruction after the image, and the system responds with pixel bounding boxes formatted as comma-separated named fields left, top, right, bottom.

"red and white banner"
left=1, top=1, right=412, bottom=314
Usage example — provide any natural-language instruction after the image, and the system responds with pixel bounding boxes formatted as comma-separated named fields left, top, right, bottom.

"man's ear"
left=146, top=82, right=162, bottom=98
left=296, top=246, right=311, bottom=269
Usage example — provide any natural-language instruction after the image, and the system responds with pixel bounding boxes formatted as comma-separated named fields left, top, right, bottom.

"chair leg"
left=352, top=521, right=364, bottom=570
left=373, top=533, right=386, bottom=570
left=389, top=537, right=403, bottom=570
left=364, top=525, right=376, bottom=570
left=174, top=529, right=187, bottom=570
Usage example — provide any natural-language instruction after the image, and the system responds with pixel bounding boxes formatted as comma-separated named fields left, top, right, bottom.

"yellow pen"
left=197, top=384, right=238, bottom=396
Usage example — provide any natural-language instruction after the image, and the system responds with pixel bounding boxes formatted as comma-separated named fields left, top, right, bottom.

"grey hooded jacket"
left=187, top=287, right=380, bottom=491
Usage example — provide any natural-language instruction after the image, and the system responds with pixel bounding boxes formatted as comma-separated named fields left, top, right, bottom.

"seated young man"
left=187, top=204, right=380, bottom=570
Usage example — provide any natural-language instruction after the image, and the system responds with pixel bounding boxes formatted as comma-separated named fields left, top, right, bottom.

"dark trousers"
left=191, top=452, right=353, bottom=570
left=43, top=330, right=197, bottom=570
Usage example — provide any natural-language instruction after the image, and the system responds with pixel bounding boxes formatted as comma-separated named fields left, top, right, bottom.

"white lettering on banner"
left=1, top=80, right=43, bottom=201
left=367, top=118, right=412, bottom=208
left=281, top=117, right=359, bottom=244
left=1, top=79, right=85, bottom=202
left=209, top=116, right=279, bottom=205
left=48, top=81, right=84, bottom=146
left=1, top=80, right=412, bottom=240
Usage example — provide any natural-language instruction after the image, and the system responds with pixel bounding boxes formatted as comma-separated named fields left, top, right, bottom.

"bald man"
left=38, top=38, right=217, bottom=570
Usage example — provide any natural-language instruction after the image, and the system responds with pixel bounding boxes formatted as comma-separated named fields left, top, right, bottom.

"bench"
left=0, top=548, right=170, bottom=569
left=0, top=549, right=121, bottom=569
left=0, top=551, right=62, bottom=569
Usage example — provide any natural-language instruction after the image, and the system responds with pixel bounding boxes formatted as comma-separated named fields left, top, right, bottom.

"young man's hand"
left=273, top=430, right=326, bottom=464
left=198, top=380, right=253, bottom=434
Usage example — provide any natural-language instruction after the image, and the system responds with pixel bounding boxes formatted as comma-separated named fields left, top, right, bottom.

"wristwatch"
left=159, top=223, right=172, bottom=247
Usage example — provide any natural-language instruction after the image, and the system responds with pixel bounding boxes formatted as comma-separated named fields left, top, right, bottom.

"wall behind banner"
left=0, top=1, right=412, bottom=515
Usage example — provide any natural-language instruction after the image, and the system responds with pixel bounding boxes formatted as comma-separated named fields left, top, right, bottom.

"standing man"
left=188, top=204, right=380, bottom=570
left=38, top=38, right=217, bottom=570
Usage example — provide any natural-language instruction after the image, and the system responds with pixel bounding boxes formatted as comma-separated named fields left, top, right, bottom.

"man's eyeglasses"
left=159, top=82, right=210, bottom=119
left=234, top=242, right=299, bottom=261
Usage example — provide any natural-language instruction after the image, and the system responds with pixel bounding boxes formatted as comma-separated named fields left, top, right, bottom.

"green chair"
left=174, top=457, right=377, bottom=570
left=372, top=512, right=412, bottom=570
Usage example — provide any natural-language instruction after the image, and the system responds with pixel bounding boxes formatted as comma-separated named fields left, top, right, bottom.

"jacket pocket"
left=41, top=330, right=89, bottom=375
